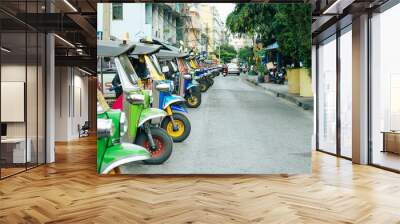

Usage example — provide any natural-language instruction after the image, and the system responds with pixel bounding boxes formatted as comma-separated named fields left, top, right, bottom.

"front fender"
left=171, top=104, right=188, bottom=113
left=186, top=82, right=197, bottom=91
left=99, top=143, right=151, bottom=174
left=163, top=94, right=186, bottom=109
left=138, top=108, right=167, bottom=127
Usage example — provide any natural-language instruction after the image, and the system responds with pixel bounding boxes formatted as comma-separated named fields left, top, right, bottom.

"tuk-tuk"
left=98, top=39, right=173, bottom=165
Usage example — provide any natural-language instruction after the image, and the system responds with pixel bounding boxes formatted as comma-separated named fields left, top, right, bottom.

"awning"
left=266, top=42, right=279, bottom=50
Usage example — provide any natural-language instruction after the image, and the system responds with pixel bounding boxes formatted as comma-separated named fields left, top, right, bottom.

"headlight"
left=156, top=82, right=170, bottom=92
left=97, top=119, right=113, bottom=139
left=126, top=93, right=145, bottom=104
left=97, top=102, right=105, bottom=114
left=120, top=112, right=128, bottom=137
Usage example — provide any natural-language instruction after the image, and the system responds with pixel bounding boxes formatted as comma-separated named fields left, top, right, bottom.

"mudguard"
left=171, top=104, right=188, bottom=113
left=138, top=107, right=167, bottom=127
left=185, top=82, right=197, bottom=91
left=162, top=94, right=186, bottom=109
left=99, top=143, right=151, bottom=174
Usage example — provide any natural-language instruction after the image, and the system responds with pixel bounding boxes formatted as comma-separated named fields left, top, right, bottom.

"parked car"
left=227, top=63, right=240, bottom=75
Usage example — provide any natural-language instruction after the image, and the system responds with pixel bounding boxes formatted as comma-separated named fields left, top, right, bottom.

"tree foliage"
left=215, top=44, right=237, bottom=63
left=238, top=47, right=253, bottom=64
left=226, top=4, right=311, bottom=68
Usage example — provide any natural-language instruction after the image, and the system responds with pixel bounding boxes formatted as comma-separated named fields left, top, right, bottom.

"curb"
left=244, top=76, right=313, bottom=111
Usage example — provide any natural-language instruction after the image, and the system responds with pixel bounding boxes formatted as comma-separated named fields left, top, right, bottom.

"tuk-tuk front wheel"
left=136, top=127, right=173, bottom=165
left=108, top=167, right=121, bottom=175
left=198, top=80, right=209, bottom=92
left=185, top=90, right=201, bottom=108
left=161, top=113, right=191, bottom=142
left=206, top=77, right=214, bottom=87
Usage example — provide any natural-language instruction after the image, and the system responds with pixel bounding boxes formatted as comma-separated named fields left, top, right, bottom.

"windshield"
left=144, top=55, right=165, bottom=80
left=151, top=54, right=162, bottom=73
left=170, top=61, right=178, bottom=72
left=177, top=58, right=188, bottom=74
left=185, top=60, right=194, bottom=70
left=118, top=54, right=141, bottom=86
left=97, top=89, right=110, bottom=112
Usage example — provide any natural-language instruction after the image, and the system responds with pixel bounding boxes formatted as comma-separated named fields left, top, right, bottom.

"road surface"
left=122, top=74, right=313, bottom=174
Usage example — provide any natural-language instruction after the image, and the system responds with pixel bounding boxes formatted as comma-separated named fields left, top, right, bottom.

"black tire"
left=198, top=79, right=209, bottom=92
left=206, top=77, right=214, bottom=86
left=161, top=113, right=191, bottom=142
left=135, top=127, right=173, bottom=165
left=185, top=88, right=202, bottom=108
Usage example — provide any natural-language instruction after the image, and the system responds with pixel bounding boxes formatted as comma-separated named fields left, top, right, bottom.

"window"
left=0, top=2, right=46, bottom=179
left=112, top=3, right=123, bottom=20
left=317, top=35, right=337, bottom=154
left=339, top=27, right=352, bottom=158
left=370, top=3, right=400, bottom=171
left=145, top=4, right=152, bottom=24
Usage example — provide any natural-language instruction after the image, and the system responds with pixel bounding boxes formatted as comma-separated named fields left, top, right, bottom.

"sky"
left=208, top=3, right=236, bottom=24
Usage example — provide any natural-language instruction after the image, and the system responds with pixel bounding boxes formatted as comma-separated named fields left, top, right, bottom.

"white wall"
left=54, top=67, right=89, bottom=141
left=109, top=3, right=152, bottom=41
left=97, top=4, right=103, bottom=33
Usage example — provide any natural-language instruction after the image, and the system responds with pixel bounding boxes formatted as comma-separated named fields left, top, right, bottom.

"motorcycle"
left=223, top=64, right=228, bottom=77
left=129, top=42, right=192, bottom=143
left=98, top=40, right=173, bottom=164
left=275, top=67, right=286, bottom=85
left=97, top=89, right=152, bottom=174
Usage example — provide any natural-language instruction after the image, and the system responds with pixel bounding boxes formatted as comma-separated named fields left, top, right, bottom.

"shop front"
left=313, top=0, right=400, bottom=172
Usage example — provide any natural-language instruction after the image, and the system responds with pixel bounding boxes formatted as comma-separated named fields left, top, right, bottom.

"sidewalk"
left=244, top=74, right=313, bottom=111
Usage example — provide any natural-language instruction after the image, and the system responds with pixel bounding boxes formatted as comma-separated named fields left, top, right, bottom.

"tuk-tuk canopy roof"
left=140, top=37, right=180, bottom=52
left=129, top=42, right=162, bottom=56
left=97, top=40, right=135, bottom=57
left=156, top=49, right=188, bottom=61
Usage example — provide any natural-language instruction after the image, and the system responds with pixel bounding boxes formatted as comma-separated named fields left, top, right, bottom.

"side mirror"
left=183, top=74, right=191, bottom=80
left=162, top=66, right=170, bottom=74
left=126, top=93, right=145, bottom=104
left=156, top=83, right=170, bottom=92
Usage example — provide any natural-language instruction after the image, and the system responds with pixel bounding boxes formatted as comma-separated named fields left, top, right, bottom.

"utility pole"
left=218, top=43, right=221, bottom=62
left=205, top=24, right=209, bottom=56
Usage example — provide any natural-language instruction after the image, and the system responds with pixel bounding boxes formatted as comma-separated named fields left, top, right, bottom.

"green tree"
left=238, top=47, right=253, bottom=65
left=226, top=4, right=311, bottom=68
left=272, top=4, right=311, bottom=67
left=215, top=44, right=237, bottom=63
left=226, top=4, right=276, bottom=45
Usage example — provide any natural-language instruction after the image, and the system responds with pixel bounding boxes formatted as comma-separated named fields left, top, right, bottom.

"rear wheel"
left=135, top=127, right=173, bottom=165
left=207, top=77, right=214, bottom=86
left=161, top=113, right=191, bottom=142
left=185, top=88, right=201, bottom=108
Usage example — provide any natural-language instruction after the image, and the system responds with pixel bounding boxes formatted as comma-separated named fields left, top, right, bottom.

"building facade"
left=98, top=3, right=187, bottom=45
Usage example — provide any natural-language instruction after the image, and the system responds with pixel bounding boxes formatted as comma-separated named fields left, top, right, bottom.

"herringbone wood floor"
left=1, top=137, right=400, bottom=224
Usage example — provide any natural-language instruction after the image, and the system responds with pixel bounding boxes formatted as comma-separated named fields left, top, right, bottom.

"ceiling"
left=0, top=0, right=96, bottom=74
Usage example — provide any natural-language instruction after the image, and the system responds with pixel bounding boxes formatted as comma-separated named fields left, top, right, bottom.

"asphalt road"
left=122, top=74, right=313, bottom=174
